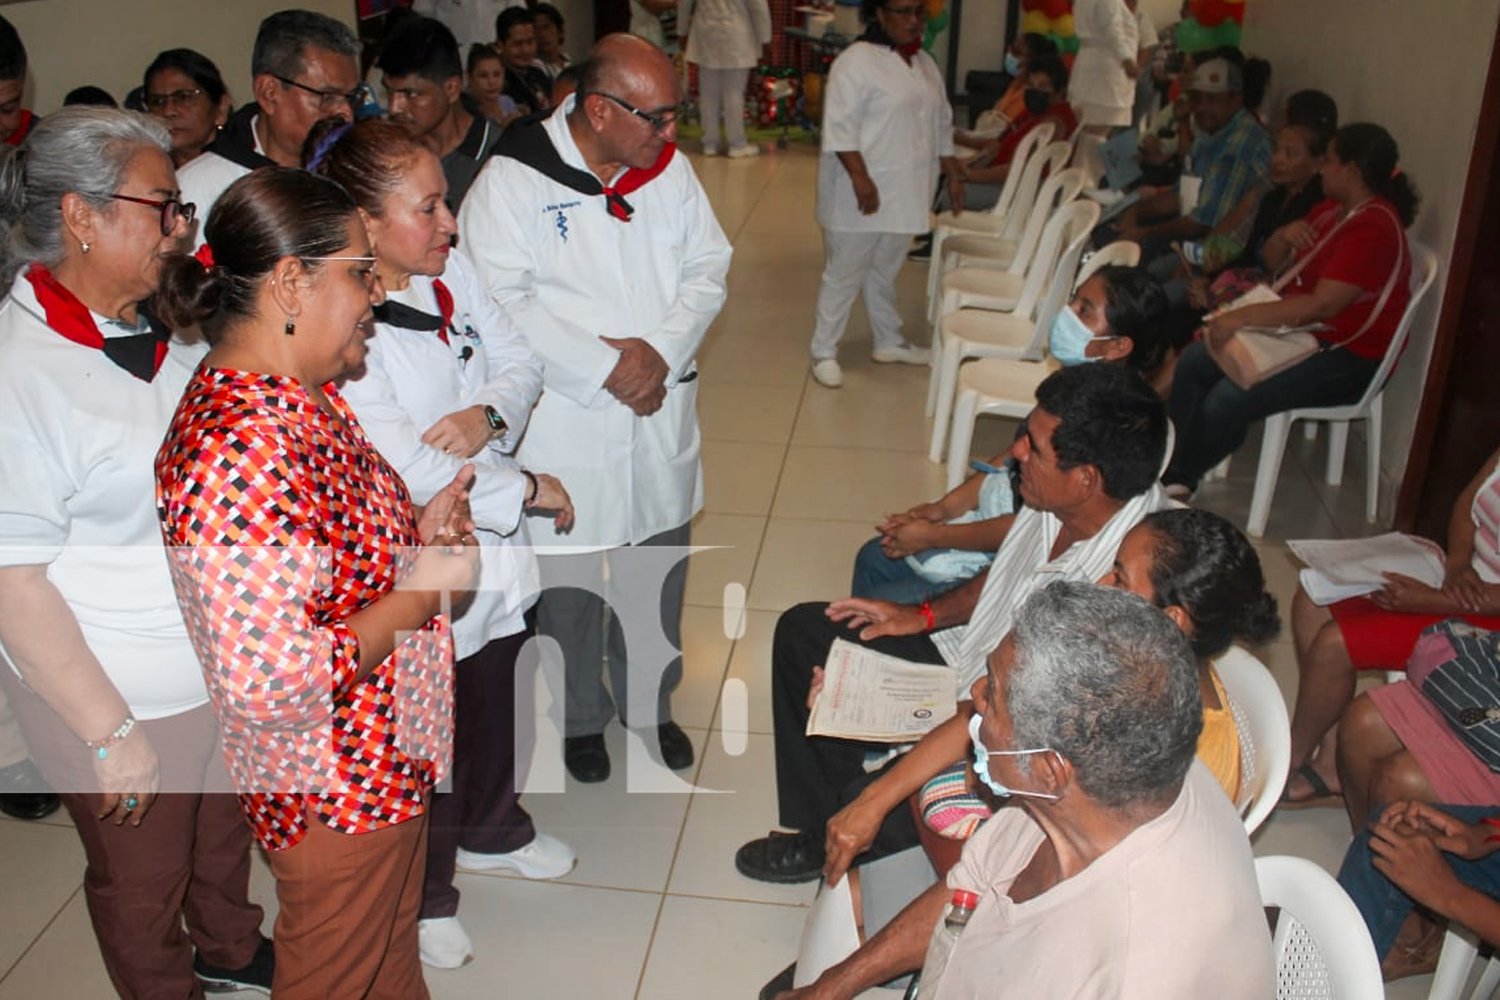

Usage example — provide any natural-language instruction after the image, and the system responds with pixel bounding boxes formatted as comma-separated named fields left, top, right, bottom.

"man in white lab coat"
left=809, top=0, right=963, bottom=389
left=459, top=34, right=732, bottom=783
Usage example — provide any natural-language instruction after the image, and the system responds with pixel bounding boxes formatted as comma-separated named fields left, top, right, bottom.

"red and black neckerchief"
left=373, top=279, right=457, bottom=345
left=494, top=116, right=675, bottom=222
left=24, top=263, right=170, bottom=382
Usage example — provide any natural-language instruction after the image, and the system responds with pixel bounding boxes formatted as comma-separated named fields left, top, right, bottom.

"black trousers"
left=771, top=602, right=948, bottom=860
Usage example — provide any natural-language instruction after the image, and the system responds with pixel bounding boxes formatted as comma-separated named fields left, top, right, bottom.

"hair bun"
left=155, top=251, right=229, bottom=336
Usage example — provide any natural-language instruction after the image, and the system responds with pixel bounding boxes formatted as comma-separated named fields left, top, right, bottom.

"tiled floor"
left=0, top=146, right=1441, bottom=998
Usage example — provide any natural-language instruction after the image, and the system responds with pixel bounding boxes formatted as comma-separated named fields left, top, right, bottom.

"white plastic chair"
left=1241, top=243, right=1439, bottom=537
left=924, top=126, right=1058, bottom=314
left=932, top=168, right=1093, bottom=279
left=918, top=138, right=1074, bottom=319
left=1213, top=646, right=1291, bottom=838
left=1256, top=854, right=1385, bottom=999
left=1074, top=240, right=1141, bottom=287
left=933, top=168, right=1090, bottom=319
left=1427, top=924, right=1500, bottom=1000
left=926, top=199, right=1100, bottom=463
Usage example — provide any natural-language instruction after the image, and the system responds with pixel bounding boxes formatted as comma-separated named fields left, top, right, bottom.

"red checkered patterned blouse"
left=155, top=367, right=453, bottom=851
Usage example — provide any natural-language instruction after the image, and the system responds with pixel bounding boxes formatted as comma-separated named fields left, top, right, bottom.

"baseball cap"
left=1189, top=58, right=1243, bottom=94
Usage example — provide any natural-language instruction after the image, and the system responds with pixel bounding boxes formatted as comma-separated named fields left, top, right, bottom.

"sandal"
left=1279, top=763, right=1343, bottom=810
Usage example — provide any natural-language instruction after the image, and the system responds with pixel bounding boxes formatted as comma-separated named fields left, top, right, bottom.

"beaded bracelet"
left=84, top=715, right=136, bottom=760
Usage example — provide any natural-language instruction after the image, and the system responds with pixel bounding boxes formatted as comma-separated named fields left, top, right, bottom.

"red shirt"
left=1282, top=197, right=1411, bottom=361
left=156, top=368, right=453, bottom=851
left=4, top=109, right=34, bottom=146
left=994, top=102, right=1078, bottom=168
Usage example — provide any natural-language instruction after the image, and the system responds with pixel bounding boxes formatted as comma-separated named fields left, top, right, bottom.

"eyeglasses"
left=273, top=75, right=363, bottom=112
left=110, top=194, right=197, bottom=236
left=591, top=92, right=682, bottom=134
left=883, top=4, right=927, bottom=17
left=299, top=254, right=380, bottom=289
left=143, top=88, right=205, bottom=112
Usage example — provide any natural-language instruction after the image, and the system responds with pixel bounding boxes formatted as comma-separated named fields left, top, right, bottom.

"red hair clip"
left=193, top=243, right=215, bottom=269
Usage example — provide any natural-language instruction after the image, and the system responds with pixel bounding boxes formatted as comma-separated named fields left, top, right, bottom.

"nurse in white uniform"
left=1069, top=0, right=1139, bottom=131
left=809, top=0, right=962, bottom=389
left=679, top=0, right=773, bottom=157
left=311, top=118, right=579, bottom=971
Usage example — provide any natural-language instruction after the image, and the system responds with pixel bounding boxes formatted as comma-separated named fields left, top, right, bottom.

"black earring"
left=284, top=318, right=296, bottom=336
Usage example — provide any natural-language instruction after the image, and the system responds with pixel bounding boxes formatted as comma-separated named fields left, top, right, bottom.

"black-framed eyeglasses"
left=883, top=3, right=927, bottom=17
left=273, top=74, right=363, bottom=112
left=591, top=91, right=682, bottom=134
left=110, top=194, right=197, bottom=236
left=143, top=88, right=205, bottom=112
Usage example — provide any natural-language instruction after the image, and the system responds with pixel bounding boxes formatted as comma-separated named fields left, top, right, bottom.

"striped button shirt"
left=932, top=484, right=1173, bottom=694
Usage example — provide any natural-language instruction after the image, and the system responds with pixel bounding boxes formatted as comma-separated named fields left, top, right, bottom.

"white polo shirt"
left=0, top=272, right=209, bottom=719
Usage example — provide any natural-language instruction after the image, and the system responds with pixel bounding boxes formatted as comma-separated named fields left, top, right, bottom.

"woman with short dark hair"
left=142, top=48, right=231, bottom=167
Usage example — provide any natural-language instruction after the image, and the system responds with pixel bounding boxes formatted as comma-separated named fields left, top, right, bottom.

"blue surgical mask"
left=1048, top=306, right=1116, bottom=367
left=968, top=713, right=1060, bottom=800
left=1004, top=53, right=1022, bottom=77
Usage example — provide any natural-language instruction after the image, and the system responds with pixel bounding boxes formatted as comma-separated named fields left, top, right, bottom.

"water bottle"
left=909, top=889, right=980, bottom=1000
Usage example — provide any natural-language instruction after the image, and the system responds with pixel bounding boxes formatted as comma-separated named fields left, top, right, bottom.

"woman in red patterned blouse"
left=154, top=167, right=478, bottom=1000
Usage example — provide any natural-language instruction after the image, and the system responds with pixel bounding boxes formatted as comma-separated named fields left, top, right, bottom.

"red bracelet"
left=920, top=601, right=935, bottom=632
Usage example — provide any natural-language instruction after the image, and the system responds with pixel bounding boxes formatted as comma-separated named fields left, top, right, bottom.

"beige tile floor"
left=0, top=146, right=1442, bottom=998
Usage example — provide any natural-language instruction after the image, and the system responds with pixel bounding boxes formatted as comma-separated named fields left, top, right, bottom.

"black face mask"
left=1023, top=88, right=1052, bottom=116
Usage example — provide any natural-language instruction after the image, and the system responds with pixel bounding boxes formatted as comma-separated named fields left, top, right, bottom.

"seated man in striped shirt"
left=735, top=362, right=1172, bottom=885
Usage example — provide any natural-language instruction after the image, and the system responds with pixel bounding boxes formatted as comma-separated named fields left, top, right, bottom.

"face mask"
left=1004, top=52, right=1022, bottom=77
left=968, top=713, right=1061, bottom=800
left=1048, top=305, right=1116, bottom=367
left=1023, top=87, right=1051, bottom=117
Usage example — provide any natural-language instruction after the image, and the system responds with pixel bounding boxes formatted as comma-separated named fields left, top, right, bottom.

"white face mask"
left=968, top=713, right=1061, bottom=800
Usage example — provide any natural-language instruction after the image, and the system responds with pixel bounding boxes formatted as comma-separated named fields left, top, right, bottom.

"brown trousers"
left=0, top=672, right=263, bottom=1000
left=267, top=808, right=431, bottom=1000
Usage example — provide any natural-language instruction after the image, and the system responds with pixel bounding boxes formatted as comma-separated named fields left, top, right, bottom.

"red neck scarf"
left=24, top=264, right=169, bottom=382
left=602, top=141, right=677, bottom=221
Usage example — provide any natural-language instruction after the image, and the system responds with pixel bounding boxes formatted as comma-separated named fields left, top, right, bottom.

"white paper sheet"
left=806, top=640, right=958, bottom=742
left=794, top=877, right=862, bottom=988
left=1288, top=532, right=1446, bottom=606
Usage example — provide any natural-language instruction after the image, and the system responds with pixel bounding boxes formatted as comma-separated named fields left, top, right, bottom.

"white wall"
left=1244, top=0, right=1500, bottom=515
left=955, top=0, right=1008, bottom=88
left=1, top=0, right=354, bottom=113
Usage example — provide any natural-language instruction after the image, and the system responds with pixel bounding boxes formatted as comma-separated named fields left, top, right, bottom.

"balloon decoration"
left=923, top=0, right=949, bottom=54
left=1018, top=0, right=1080, bottom=65
left=1175, top=0, right=1245, bottom=54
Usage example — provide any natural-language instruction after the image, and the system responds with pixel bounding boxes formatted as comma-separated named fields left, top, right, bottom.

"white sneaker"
left=418, top=917, right=474, bottom=969
left=871, top=343, right=932, bottom=365
left=726, top=143, right=761, bottom=159
left=701, top=143, right=720, bottom=156
left=811, top=358, right=844, bottom=388
left=456, top=833, right=576, bottom=880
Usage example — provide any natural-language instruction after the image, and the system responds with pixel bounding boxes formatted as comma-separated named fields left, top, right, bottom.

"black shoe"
left=0, top=759, right=60, bottom=821
left=759, top=962, right=797, bottom=1000
left=195, top=936, right=274, bottom=995
left=657, top=721, right=694, bottom=771
left=735, top=830, right=825, bottom=884
left=564, top=734, right=611, bottom=783
left=907, top=233, right=934, bottom=261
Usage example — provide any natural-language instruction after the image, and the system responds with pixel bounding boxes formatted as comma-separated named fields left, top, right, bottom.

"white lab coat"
left=630, top=0, right=668, bottom=47
left=339, top=249, right=544, bottom=653
left=458, top=100, right=733, bottom=551
left=681, top=0, right=772, bottom=69
left=1069, top=0, right=1139, bottom=126
left=817, top=41, right=955, bottom=235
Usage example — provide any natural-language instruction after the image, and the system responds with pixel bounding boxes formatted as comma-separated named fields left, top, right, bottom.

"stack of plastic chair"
left=932, top=166, right=1090, bottom=321
left=1255, top=855, right=1384, bottom=999
left=930, top=226, right=1122, bottom=479
left=924, top=130, right=1063, bottom=318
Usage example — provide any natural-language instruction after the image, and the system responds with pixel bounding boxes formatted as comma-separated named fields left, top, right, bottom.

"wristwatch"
left=484, top=405, right=506, bottom=438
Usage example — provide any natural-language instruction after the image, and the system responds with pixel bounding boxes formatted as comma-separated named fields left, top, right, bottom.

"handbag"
left=1407, top=619, right=1500, bottom=773
left=1206, top=202, right=1407, bottom=391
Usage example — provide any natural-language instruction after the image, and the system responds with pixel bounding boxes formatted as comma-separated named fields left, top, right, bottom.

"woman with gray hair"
left=781, top=581, right=1273, bottom=1000
left=0, top=107, right=270, bottom=997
